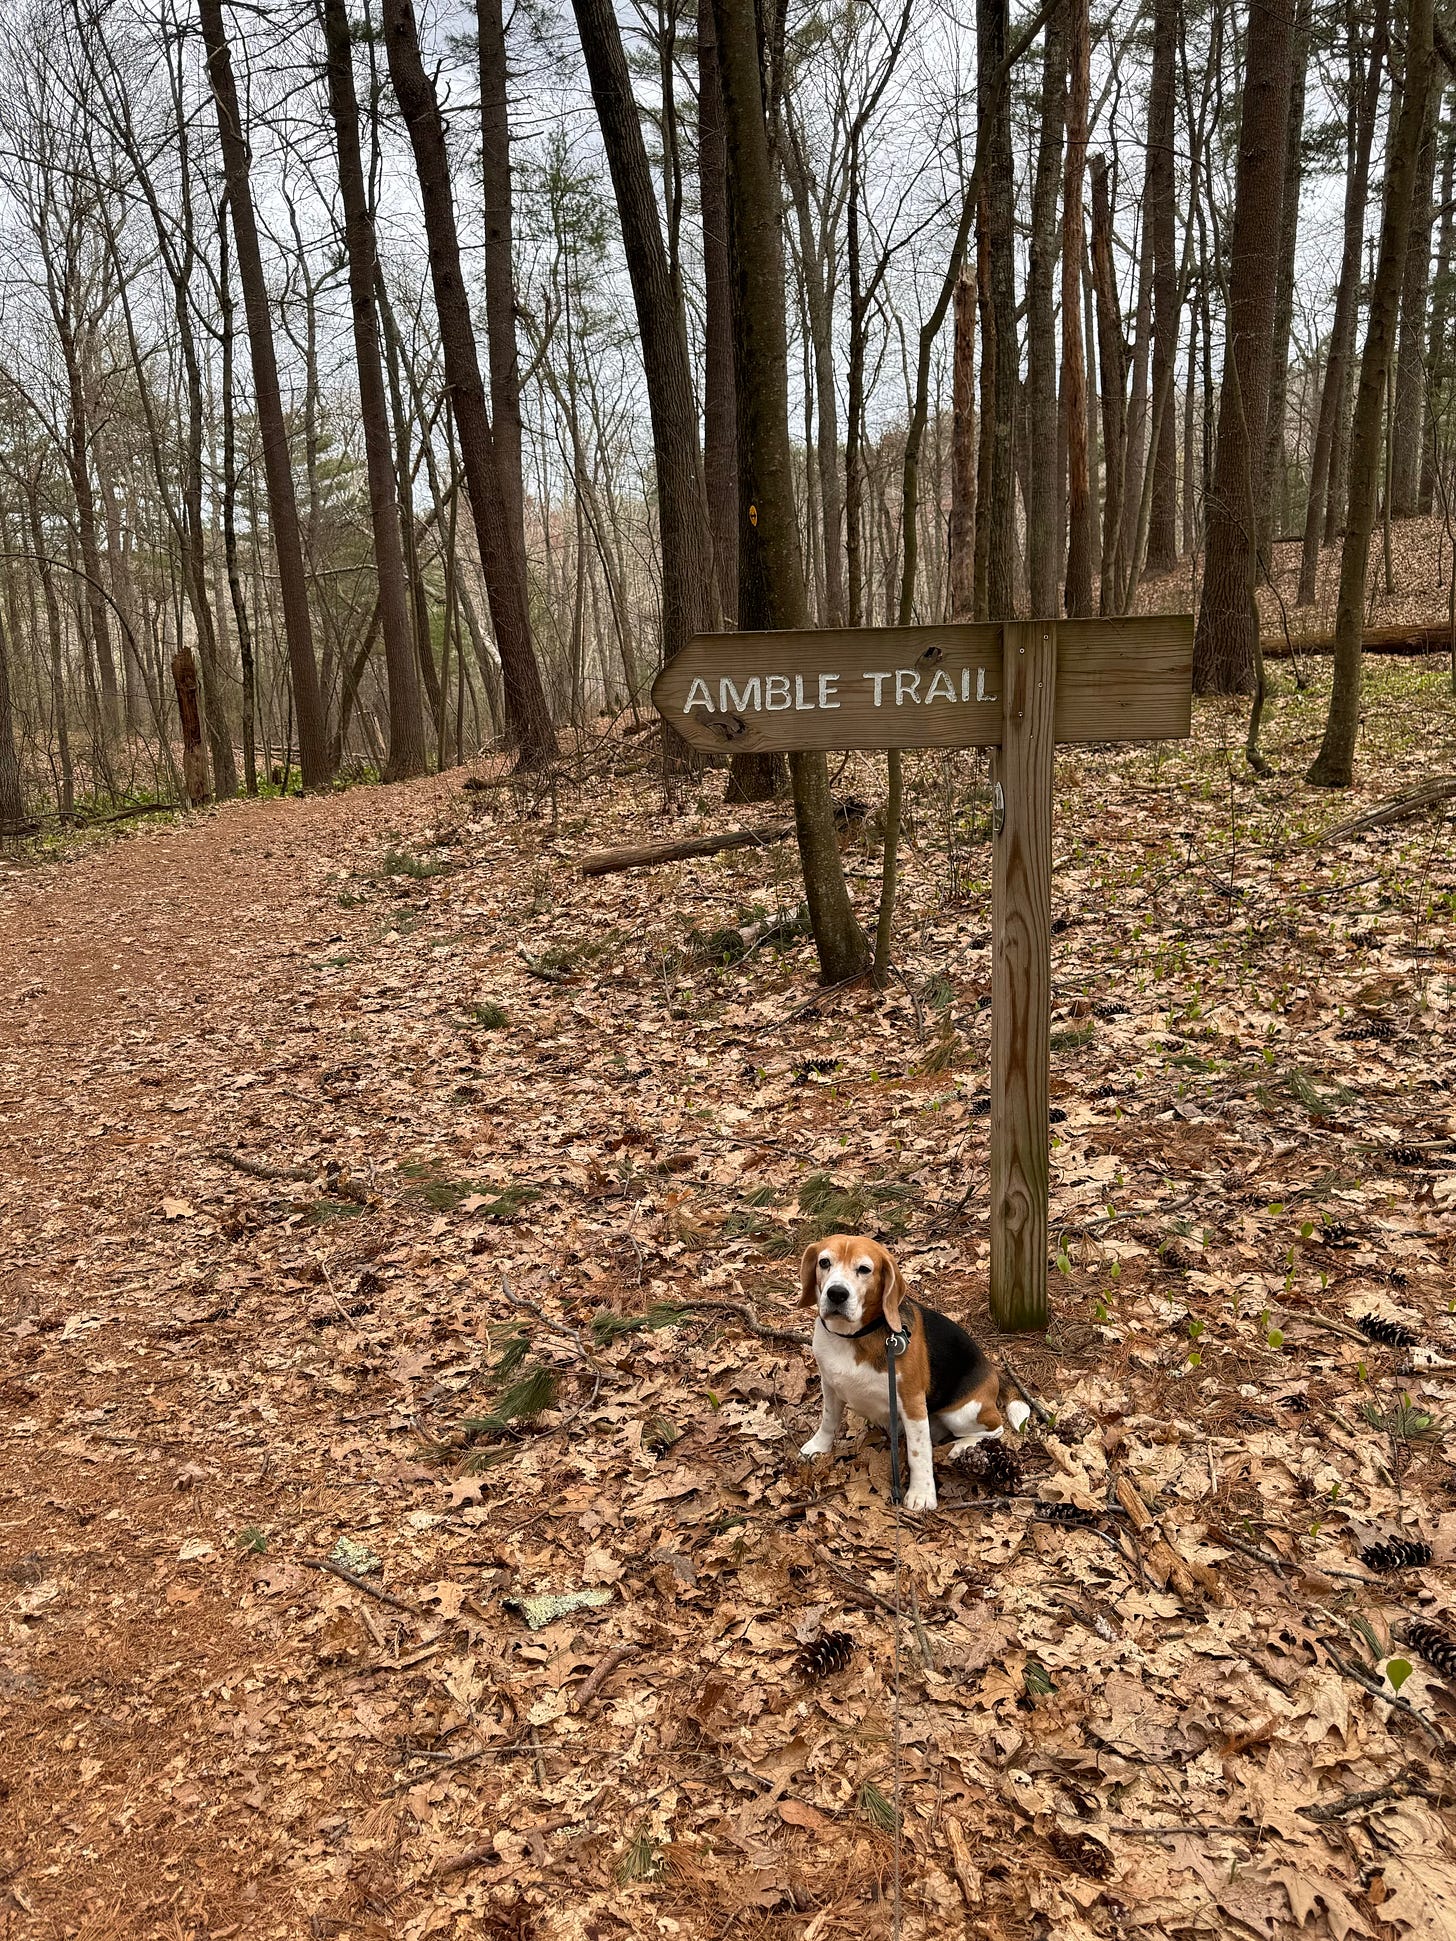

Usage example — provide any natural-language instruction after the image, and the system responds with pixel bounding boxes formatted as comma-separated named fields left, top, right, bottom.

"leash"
left=841, top=1308, right=912, bottom=1929
left=884, top=1321, right=910, bottom=1936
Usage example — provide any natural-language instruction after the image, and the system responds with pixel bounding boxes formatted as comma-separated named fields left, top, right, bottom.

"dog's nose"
left=823, top=1282, right=850, bottom=1306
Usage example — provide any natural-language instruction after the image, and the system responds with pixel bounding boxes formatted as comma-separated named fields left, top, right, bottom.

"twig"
left=518, top=947, right=576, bottom=984
left=1000, top=1357, right=1052, bottom=1425
left=502, top=1275, right=608, bottom=1402
left=1298, top=1769, right=1436, bottom=1822
left=208, top=1146, right=367, bottom=1203
left=571, top=1644, right=635, bottom=1712
left=1317, top=1635, right=1456, bottom=1763
left=298, top=1557, right=426, bottom=1616
left=673, top=1296, right=807, bottom=1347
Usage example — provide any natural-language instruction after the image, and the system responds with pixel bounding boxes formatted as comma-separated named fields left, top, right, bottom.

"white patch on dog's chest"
left=814, top=1323, right=900, bottom=1427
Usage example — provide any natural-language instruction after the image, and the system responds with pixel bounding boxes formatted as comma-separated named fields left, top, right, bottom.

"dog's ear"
left=880, top=1251, right=907, bottom=1332
left=799, top=1243, right=822, bottom=1308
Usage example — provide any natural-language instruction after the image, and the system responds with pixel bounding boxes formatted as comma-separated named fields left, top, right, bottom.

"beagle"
left=798, top=1234, right=1031, bottom=1512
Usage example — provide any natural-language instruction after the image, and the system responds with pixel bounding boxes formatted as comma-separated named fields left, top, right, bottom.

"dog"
left=797, top=1234, right=1030, bottom=1512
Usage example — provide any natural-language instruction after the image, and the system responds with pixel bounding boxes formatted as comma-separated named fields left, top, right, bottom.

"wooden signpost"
left=653, top=614, right=1194, bottom=1334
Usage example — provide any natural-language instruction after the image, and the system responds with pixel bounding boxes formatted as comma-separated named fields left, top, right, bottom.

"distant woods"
left=0, top=0, right=1452, bottom=834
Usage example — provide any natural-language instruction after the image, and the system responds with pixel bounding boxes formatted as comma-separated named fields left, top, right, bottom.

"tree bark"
left=1422, top=108, right=1456, bottom=512
left=1191, top=0, right=1295, bottom=693
left=1026, top=3, right=1065, bottom=616
left=199, top=0, right=332, bottom=788
left=383, top=0, right=556, bottom=767
left=949, top=271, right=977, bottom=617
left=477, top=0, right=531, bottom=616
left=1297, top=0, right=1387, bottom=604
left=571, top=0, right=719, bottom=678
left=1145, top=0, right=1179, bottom=574
left=712, top=0, right=867, bottom=982
left=1260, top=0, right=1311, bottom=567
left=698, top=0, right=739, bottom=627
left=1391, top=76, right=1442, bottom=516
left=979, top=0, right=1018, bottom=616
left=1090, top=155, right=1128, bottom=614
left=172, top=646, right=208, bottom=809
left=320, top=0, right=427, bottom=782
left=1308, top=0, right=1434, bottom=785
left=0, top=598, right=25, bottom=834
left=1062, top=0, right=1093, bottom=617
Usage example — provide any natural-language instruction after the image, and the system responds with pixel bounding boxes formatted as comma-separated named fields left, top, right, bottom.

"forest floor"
left=2, top=656, right=1456, bottom=1941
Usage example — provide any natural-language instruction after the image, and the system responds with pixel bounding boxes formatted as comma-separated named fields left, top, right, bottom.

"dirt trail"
left=2, top=679, right=1456, bottom=1941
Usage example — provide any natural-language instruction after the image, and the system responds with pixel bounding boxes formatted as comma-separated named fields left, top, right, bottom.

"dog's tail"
left=1006, top=1399, right=1032, bottom=1434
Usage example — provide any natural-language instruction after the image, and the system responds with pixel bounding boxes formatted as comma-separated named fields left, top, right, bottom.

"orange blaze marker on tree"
left=655, top=612, right=1194, bottom=1332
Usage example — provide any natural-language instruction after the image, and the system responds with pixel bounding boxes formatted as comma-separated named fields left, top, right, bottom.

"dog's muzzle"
left=822, top=1281, right=851, bottom=1310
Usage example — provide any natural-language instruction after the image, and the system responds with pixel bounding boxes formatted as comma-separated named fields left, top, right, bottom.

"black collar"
left=843, top=1298, right=914, bottom=1340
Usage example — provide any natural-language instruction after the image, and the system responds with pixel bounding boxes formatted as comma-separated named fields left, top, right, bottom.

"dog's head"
left=799, top=1234, right=906, bottom=1335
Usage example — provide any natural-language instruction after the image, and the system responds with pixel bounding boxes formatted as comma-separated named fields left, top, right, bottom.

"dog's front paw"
left=800, top=1433, right=835, bottom=1459
left=902, top=1477, right=937, bottom=1513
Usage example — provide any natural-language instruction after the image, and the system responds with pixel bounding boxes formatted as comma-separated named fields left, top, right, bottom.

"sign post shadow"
left=654, top=614, right=1194, bottom=1331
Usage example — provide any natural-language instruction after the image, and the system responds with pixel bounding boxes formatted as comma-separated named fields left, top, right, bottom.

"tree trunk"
left=1026, top=3, right=1065, bottom=616
left=1090, top=156, right=1128, bottom=614
left=477, top=0, right=532, bottom=616
left=218, top=213, right=257, bottom=797
left=0, top=599, right=25, bottom=835
left=949, top=271, right=977, bottom=617
left=320, top=0, right=427, bottom=781
left=979, top=0, right=1017, bottom=616
left=1260, top=0, right=1311, bottom=566
left=698, top=0, right=739, bottom=627
left=1191, top=0, right=1295, bottom=692
left=1391, top=76, right=1442, bottom=516
left=1422, top=109, right=1456, bottom=513
left=570, top=0, right=720, bottom=678
left=1146, top=0, right=1178, bottom=573
left=1308, top=0, right=1434, bottom=785
left=199, top=0, right=332, bottom=788
left=712, top=0, right=866, bottom=982
left=172, top=646, right=208, bottom=808
left=1297, top=0, right=1387, bottom=604
left=383, top=0, right=556, bottom=767
left=1062, top=0, right=1092, bottom=618
left=59, top=343, right=121, bottom=744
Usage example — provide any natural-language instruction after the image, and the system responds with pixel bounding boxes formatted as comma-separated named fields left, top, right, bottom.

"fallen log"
left=579, top=821, right=792, bottom=876
left=1307, top=774, right=1456, bottom=848
left=1265, top=622, right=1455, bottom=659
left=577, top=798, right=867, bottom=878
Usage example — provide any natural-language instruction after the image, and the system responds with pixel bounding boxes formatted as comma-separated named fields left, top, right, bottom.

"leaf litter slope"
left=1, top=659, right=1455, bottom=1940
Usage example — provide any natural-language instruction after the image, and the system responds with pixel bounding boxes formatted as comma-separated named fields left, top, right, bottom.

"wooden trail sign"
left=652, top=614, right=1194, bottom=1332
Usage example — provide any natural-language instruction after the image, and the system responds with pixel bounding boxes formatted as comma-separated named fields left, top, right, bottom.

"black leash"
left=883, top=1320, right=912, bottom=1505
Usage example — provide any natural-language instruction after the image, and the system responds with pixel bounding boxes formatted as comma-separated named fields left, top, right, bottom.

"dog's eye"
left=818, top=1255, right=830, bottom=1269
left=857, top=1263, right=871, bottom=1274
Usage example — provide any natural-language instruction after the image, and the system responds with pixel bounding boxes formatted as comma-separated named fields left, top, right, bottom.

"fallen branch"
left=673, top=1296, right=806, bottom=1346
left=578, top=821, right=792, bottom=877
left=571, top=1644, right=635, bottom=1712
left=298, top=1557, right=426, bottom=1616
left=518, top=947, right=576, bottom=984
left=1113, top=1472, right=1221, bottom=1603
left=1307, top=775, right=1456, bottom=849
left=1267, top=624, right=1455, bottom=661
left=502, top=1275, right=608, bottom=1403
left=1000, top=1356, right=1053, bottom=1426
left=208, top=1146, right=367, bottom=1203
left=1298, top=1768, right=1436, bottom=1822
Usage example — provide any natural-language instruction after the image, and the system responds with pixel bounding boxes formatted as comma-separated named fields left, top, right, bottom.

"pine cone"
left=1279, top=1392, right=1311, bottom=1413
left=1322, top=1222, right=1359, bottom=1249
left=1356, top=1314, right=1419, bottom=1349
left=1359, top=1537, right=1433, bottom=1574
left=1048, top=1826, right=1112, bottom=1878
left=798, top=1630, right=854, bottom=1679
left=961, top=1441, right=1023, bottom=1494
left=1035, top=1502, right=1098, bottom=1528
left=1340, top=1017, right=1397, bottom=1043
left=1408, top=1622, right=1456, bottom=1681
left=1389, top=1146, right=1425, bottom=1168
